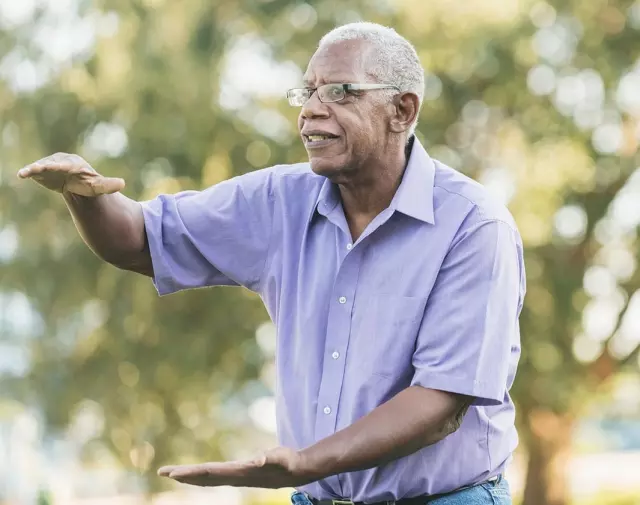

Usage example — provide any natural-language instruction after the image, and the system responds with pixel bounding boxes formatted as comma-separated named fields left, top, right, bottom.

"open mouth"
left=303, top=134, right=339, bottom=147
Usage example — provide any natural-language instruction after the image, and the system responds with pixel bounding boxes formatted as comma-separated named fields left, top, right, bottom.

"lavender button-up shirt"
left=141, top=137, right=525, bottom=502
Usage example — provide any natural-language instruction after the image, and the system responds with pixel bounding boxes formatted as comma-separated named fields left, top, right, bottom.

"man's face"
left=298, top=40, right=392, bottom=181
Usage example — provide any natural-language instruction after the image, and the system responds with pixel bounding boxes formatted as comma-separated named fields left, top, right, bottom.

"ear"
left=389, top=92, right=420, bottom=134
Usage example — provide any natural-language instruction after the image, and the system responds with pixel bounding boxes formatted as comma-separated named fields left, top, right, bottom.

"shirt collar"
left=309, top=136, right=436, bottom=225
left=312, top=172, right=341, bottom=221
left=389, top=135, right=435, bottom=224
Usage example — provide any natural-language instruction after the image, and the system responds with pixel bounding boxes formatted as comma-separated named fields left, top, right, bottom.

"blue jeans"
left=291, top=476, right=511, bottom=505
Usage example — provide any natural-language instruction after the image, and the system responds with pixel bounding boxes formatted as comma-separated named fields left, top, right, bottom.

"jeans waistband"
left=291, top=475, right=503, bottom=505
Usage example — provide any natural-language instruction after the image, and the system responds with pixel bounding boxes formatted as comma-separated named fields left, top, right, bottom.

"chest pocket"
left=352, top=294, right=427, bottom=379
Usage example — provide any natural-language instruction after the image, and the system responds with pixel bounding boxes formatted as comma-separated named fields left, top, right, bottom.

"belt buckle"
left=332, top=501, right=354, bottom=505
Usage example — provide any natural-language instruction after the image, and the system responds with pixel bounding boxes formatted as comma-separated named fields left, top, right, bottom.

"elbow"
left=427, top=418, right=461, bottom=445
left=441, top=412, right=465, bottom=438
left=427, top=396, right=474, bottom=445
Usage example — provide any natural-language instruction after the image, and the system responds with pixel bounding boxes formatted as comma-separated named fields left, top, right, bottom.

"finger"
left=169, top=468, right=204, bottom=479
left=89, top=177, right=126, bottom=195
left=157, top=464, right=203, bottom=477
left=165, top=463, right=211, bottom=477
left=17, top=163, right=46, bottom=178
left=168, top=462, right=232, bottom=479
left=169, top=467, right=216, bottom=487
left=157, top=465, right=179, bottom=477
left=21, top=153, right=68, bottom=174
left=17, top=160, right=75, bottom=178
left=168, top=473, right=210, bottom=486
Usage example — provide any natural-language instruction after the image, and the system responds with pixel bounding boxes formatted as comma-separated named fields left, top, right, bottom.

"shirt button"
left=346, top=243, right=353, bottom=250
left=323, top=406, right=331, bottom=415
left=332, top=351, right=340, bottom=360
left=339, top=296, right=347, bottom=304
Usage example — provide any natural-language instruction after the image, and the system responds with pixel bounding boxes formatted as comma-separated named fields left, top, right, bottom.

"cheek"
left=336, top=106, right=379, bottom=152
left=354, top=106, right=383, bottom=137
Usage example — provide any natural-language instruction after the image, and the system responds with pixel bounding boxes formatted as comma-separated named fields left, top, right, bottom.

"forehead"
left=303, top=39, right=372, bottom=85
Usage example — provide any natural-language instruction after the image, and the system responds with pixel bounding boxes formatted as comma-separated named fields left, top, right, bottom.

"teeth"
left=308, top=135, right=330, bottom=141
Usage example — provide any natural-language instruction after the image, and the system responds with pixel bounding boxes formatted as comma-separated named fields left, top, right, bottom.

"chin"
left=310, top=159, right=337, bottom=177
left=308, top=155, right=350, bottom=181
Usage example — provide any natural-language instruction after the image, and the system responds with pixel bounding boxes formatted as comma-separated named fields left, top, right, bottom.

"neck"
left=338, top=137, right=412, bottom=239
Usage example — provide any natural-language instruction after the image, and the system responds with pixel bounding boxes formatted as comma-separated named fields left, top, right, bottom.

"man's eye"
left=327, top=86, right=343, bottom=98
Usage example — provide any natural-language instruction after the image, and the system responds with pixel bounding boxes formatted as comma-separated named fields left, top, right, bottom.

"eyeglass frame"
left=286, top=83, right=401, bottom=106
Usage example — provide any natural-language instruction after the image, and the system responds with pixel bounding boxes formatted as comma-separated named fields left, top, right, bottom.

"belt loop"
left=290, top=491, right=315, bottom=505
left=304, top=491, right=316, bottom=505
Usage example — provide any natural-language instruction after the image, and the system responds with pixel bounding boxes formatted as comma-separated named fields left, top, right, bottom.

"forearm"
left=299, top=386, right=471, bottom=481
left=63, top=191, right=153, bottom=276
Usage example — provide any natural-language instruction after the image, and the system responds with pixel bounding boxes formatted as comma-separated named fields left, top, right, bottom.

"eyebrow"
left=301, top=79, right=355, bottom=87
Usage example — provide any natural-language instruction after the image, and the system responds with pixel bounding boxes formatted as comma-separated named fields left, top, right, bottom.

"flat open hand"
left=157, top=446, right=314, bottom=489
left=17, top=152, right=125, bottom=196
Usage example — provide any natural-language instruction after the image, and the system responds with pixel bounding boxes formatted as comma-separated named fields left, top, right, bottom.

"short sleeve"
left=140, top=168, right=275, bottom=296
left=410, top=217, right=524, bottom=406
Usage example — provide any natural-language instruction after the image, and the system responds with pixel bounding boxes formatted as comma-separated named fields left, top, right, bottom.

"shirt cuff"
left=410, top=369, right=505, bottom=407
left=140, top=200, right=177, bottom=296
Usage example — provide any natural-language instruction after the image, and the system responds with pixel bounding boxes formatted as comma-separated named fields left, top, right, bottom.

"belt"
left=312, top=497, right=437, bottom=505
left=304, top=475, right=500, bottom=505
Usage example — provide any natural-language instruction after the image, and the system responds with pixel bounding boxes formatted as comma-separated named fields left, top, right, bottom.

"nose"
left=300, top=90, right=330, bottom=120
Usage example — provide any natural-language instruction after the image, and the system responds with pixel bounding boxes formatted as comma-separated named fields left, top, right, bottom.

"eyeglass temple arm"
left=347, top=83, right=400, bottom=91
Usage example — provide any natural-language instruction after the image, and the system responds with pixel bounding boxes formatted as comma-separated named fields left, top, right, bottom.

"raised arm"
left=18, top=153, right=153, bottom=276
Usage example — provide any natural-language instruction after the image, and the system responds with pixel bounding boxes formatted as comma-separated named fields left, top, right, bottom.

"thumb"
left=261, top=447, right=293, bottom=466
left=91, top=176, right=126, bottom=195
left=250, top=452, right=268, bottom=467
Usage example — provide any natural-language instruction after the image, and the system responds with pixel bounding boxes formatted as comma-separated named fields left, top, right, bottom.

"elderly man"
left=18, top=22, right=523, bottom=505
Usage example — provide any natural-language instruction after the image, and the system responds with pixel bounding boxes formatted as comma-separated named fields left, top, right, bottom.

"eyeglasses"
left=286, top=83, right=400, bottom=106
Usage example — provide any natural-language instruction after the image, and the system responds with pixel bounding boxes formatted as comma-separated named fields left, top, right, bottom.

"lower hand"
left=157, top=446, right=315, bottom=489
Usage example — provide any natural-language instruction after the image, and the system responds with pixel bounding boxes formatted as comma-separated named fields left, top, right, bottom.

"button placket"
left=314, top=249, right=362, bottom=444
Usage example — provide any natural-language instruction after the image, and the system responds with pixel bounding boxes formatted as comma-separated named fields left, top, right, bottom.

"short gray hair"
left=319, top=22, right=425, bottom=137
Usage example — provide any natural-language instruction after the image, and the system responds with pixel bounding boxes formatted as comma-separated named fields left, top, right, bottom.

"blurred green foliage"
left=576, top=494, right=640, bottom=505
left=1, top=0, right=639, bottom=504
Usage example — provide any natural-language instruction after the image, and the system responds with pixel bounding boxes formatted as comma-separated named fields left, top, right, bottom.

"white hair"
left=319, top=22, right=425, bottom=137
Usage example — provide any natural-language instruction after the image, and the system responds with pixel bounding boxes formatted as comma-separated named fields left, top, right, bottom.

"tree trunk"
left=521, top=409, right=575, bottom=505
